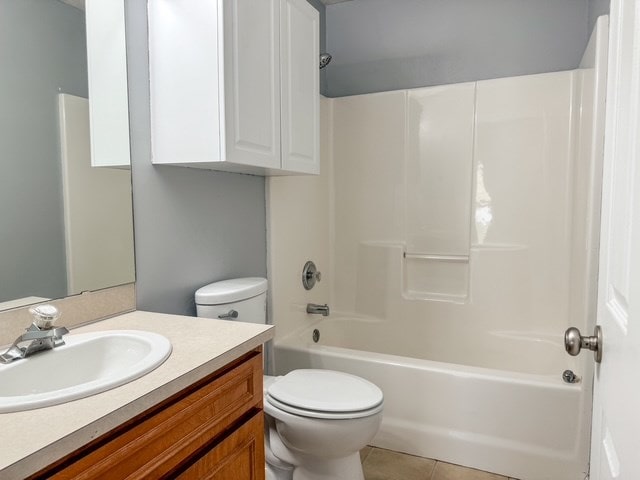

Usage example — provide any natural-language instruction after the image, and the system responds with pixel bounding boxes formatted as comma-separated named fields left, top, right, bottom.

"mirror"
left=0, top=0, right=135, bottom=311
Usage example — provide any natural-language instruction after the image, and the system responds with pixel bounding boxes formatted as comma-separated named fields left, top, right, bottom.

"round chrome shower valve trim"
left=302, top=261, right=321, bottom=290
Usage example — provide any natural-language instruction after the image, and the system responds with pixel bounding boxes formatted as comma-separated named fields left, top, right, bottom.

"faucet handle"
left=29, top=304, right=60, bottom=329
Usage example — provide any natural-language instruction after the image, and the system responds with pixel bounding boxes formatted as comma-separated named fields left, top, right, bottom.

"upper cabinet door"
left=148, top=0, right=224, bottom=165
left=280, top=0, right=320, bottom=174
left=223, top=0, right=281, bottom=169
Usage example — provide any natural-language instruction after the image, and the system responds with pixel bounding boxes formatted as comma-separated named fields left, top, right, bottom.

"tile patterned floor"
left=360, top=447, right=519, bottom=480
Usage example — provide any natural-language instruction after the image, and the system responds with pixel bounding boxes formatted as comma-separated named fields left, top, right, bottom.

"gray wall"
left=0, top=0, right=87, bottom=302
left=125, top=0, right=267, bottom=316
left=325, top=0, right=593, bottom=97
left=589, top=0, right=610, bottom=32
left=124, top=0, right=608, bottom=314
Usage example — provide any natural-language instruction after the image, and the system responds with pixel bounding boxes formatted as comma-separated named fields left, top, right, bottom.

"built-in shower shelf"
left=402, top=251, right=470, bottom=303
left=402, top=289, right=468, bottom=303
left=470, top=244, right=529, bottom=252
left=403, top=252, right=469, bottom=263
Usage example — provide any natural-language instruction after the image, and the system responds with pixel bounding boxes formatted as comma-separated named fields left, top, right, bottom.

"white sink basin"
left=0, top=330, right=172, bottom=413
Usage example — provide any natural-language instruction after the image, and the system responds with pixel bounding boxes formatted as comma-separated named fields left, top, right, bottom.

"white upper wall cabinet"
left=148, top=0, right=320, bottom=176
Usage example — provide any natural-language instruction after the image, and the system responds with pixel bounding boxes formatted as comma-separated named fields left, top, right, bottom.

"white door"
left=590, top=0, right=640, bottom=478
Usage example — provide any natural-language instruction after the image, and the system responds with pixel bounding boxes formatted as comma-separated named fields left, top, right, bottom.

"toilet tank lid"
left=195, top=277, right=268, bottom=305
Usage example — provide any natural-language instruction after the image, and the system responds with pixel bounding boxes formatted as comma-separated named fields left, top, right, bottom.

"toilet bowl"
left=264, top=371, right=383, bottom=480
left=195, top=278, right=383, bottom=480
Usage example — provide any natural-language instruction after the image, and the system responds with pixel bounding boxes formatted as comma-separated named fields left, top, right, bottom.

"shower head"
left=319, top=53, right=332, bottom=69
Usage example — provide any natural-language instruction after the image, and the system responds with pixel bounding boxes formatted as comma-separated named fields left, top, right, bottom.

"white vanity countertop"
left=0, top=310, right=274, bottom=479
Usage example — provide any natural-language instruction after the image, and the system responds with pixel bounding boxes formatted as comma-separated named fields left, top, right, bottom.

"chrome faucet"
left=306, top=303, right=330, bottom=316
left=0, top=305, right=68, bottom=364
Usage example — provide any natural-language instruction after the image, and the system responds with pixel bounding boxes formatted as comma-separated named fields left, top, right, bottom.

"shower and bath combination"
left=271, top=21, right=609, bottom=475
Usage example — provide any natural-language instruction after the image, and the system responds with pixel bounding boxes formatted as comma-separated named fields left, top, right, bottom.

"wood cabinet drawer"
left=176, top=410, right=265, bottom=480
left=32, top=350, right=263, bottom=480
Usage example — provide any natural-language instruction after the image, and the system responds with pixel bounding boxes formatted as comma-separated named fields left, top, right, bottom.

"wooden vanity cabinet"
left=30, top=349, right=265, bottom=480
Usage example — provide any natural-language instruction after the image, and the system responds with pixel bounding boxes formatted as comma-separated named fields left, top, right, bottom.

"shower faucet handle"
left=564, top=326, right=602, bottom=363
left=302, top=261, right=321, bottom=290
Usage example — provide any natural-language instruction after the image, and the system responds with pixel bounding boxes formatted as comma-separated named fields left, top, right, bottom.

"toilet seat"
left=266, top=394, right=383, bottom=420
left=266, top=369, right=383, bottom=420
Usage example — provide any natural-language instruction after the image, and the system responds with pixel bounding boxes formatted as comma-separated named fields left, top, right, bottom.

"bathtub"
left=273, top=315, right=592, bottom=480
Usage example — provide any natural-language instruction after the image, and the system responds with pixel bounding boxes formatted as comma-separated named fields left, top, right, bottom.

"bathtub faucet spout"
left=306, top=303, right=330, bottom=316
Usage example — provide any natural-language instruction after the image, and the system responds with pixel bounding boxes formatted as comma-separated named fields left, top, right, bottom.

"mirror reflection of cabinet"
left=0, top=0, right=135, bottom=312
left=58, top=94, right=134, bottom=294
left=85, top=0, right=131, bottom=169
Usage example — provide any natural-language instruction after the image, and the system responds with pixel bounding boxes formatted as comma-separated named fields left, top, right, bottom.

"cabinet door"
left=280, top=0, right=320, bottom=174
left=35, top=352, right=263, bottom=480
left=148, top=0, right=224, bottom=165
left=223, top=0, right=281, bottom=169
left=177, top=411, right=265, bottom=480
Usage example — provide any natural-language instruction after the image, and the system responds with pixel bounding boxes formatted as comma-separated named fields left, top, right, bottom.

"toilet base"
left=266, top=463, right=293, bottom=480
left=266, top=452, right=364, bottom=480
left=290, top=453, right=364, bottom=480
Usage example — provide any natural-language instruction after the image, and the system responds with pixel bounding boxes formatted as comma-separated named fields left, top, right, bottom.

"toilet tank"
left=195, top=277, right=268, bottom=325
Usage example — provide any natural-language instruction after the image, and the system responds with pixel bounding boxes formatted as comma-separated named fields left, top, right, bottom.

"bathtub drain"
left=312, top=329, right=320, bottom=343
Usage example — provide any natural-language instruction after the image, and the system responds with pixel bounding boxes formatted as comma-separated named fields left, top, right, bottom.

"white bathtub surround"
left=331, top=70, right=577, bottom=324
left=405, top=85, right=475, bottom=257
left=404, top=84, right=475, bottom=301
left=569, top=15, right=609, bottom=348
left=266, top=98, right=332, bottom=343
left=267, top=18, right=609, bottom=480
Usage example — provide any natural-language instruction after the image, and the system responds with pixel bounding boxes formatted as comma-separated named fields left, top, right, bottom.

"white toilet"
left=195, top=277, right=383, bottom=480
